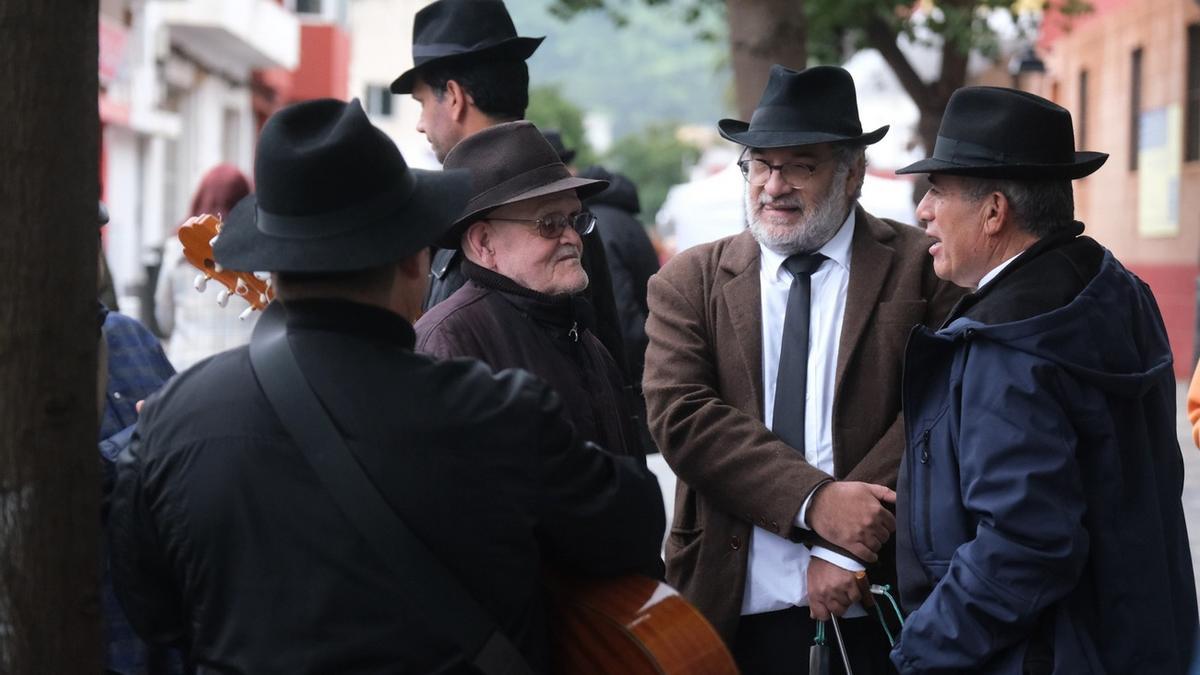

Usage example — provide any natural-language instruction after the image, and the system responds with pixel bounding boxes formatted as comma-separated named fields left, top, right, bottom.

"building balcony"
left=156, top=0, right=300, bottom=75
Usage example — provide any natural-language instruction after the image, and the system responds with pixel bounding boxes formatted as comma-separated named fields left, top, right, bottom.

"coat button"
left=757, top=516, right=768, bottom=527
left=730, top=535, right=741, bottom=551
left=920, top=449, right=930, bottom=464
left=964, top=328, right=976, bottom=340
left=769, top=520, right=780, bottom=533
left=113, top=392, right=122, bottom=400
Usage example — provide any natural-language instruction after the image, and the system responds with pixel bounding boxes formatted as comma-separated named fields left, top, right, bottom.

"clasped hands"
left=806, top=481, right=896, bottom=620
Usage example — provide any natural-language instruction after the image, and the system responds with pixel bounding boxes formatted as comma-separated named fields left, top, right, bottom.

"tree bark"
left=725, top=0, right=807, bottom=120
left=0, top=1, right=101, bottom=671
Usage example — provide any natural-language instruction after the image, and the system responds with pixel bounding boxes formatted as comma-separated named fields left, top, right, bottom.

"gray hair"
left=832, top=143, right=867, bottom=203
left=964, top=178, right=1074, bottom=238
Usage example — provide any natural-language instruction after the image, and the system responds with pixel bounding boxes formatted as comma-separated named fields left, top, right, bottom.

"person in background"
left=153, top=164, right=253, bottom=371
left=98, top=202, right=185, bottom=675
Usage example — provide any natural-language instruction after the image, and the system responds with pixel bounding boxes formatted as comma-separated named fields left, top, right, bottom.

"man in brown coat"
left=644, top=65, right=963, bottom=674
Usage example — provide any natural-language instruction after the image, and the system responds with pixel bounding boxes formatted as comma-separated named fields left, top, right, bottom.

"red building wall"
left=289, top=24, right=351, bottom=103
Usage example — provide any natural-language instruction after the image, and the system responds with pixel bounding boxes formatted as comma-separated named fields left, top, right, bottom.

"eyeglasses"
left=738, top=156, right=832, bottom=188
left=486, top=210, right=597, bottom=239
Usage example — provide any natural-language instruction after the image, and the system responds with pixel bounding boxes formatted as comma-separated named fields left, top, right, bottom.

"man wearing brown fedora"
left=415, top=120, right=648, bottom=467
left=890, top=86, right=1197, bottom=674
left=107, top=100, right=664, bottom=673
left=642, top=64, right=964, bottom=673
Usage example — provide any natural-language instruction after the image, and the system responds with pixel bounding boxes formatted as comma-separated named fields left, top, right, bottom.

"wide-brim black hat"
left=437, top=120, right=608, bottom=249
left=390, top=0, right=543, bottom=94
left=896, top=86, right=1108, bottom=179
left=718, top=65, right=888, bottom=149
left=214, top=99, right=470, bottom=273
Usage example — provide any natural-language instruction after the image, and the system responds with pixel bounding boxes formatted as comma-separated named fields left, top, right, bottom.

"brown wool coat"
left=644, top=206, right=965, bottom=643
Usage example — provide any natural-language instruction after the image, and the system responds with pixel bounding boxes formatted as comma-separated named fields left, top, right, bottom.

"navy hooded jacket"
left=893, top=233, right=1197, bottom=673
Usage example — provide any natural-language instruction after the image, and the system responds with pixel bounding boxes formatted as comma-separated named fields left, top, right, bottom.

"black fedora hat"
left=541, top=129, right=576, bottom=164
left=390, top=0, right=544, bottom=94
left=437, top=120, right=607, bottom=249
left=718, top=65, right=888, bottom=149
left=896, top=87, right=1108, bottom=179
left=214, top=99, right=469, bottom=273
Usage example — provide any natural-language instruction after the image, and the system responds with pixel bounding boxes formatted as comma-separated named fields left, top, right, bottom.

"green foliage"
left=603, top=123, right=701, bottom=220
left=526, top=84, right=597, bottom=168
left=506, top=0, right=731, bottom=137
left=547, top=0, right=1094, bottom=67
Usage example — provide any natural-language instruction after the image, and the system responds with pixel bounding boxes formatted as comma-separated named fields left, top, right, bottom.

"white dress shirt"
left=976, top=251, right=1023, bottom=290
left=742, top=208, right=867, bottom=617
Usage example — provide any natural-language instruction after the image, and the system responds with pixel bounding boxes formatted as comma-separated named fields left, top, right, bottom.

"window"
left=1187, top=25, right=1200, bottom=161
left=1078, top=70, right=1088, bottom=150
left=294, top=0, right=322, bottom=14
left=365, top=85, right=393, bottom=118
left=1130, top=47, right=1142, bottom=171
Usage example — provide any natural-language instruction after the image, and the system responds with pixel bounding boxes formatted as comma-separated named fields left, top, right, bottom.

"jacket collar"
left=279, top=299, right=416, bottom=349
left=718, top=203, right=900, bottom=416
left=463, top=259, right=594, bottom=334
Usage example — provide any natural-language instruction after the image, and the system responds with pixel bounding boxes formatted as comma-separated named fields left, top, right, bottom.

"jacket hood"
left=579, top=166, right=641, bottom=214
left=942, top=251, right=1173, bottom=396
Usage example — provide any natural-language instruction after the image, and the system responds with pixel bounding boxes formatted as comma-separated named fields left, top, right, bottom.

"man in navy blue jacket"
left=892, top=86, right=1198, bottom=673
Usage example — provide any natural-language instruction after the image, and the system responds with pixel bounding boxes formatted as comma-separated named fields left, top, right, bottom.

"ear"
left=463, top=221, right=497, bottom=268
left=980, top=191, right=1010, bottom=237
left=444, top=79, right=472, bottom=124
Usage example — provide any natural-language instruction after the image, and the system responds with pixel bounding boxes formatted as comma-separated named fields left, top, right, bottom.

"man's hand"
left=807, top=557, right=874, bottom=621
left=807, top=482, right=896, bottom=562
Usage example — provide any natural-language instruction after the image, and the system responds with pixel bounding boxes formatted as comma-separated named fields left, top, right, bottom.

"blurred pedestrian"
left=153, top=164, right=253, bottom=371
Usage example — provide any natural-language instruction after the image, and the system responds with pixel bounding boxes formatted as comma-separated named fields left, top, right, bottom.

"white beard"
left=746, top=171, right=853, bottom=256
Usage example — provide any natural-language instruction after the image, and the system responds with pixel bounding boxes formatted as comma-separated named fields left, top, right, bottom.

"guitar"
left=177, top=213, right=274, bottom=317
left=179, top=216, right=737, bottom=673
left=550, top=573, right=739, bottom=674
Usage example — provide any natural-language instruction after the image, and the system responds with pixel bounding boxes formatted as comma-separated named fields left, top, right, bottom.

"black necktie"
left=772, top=253, right=827, bottom=453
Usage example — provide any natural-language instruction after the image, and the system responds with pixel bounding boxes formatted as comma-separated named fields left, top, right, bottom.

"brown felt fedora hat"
left=437, top=121, right=607, bottom=249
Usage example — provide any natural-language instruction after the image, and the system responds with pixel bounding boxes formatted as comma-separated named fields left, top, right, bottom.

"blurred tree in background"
left=526, top=85, right=597, bottom=168
left=605, top=123, right=700, bottom=221
left=545, top=0, right=1092, bottom=155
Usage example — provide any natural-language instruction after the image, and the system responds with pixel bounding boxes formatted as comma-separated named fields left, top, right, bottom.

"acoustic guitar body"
left=550, top=574, right=739, bottom=674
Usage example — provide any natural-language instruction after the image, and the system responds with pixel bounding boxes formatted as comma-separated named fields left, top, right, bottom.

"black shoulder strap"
left=248, top=305, right=532, bottom=675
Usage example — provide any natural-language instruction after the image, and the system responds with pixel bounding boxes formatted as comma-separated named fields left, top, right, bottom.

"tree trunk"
left=725, top=0, right=807, bottom=120
left=0, top=1, right=101, bottom=671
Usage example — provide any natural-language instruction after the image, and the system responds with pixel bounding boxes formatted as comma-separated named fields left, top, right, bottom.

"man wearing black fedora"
left=890, top=86, right=1198, bottom=674
left=642, top=64, right=963, bottom=673
left=107, top=99, right=665, bottom=673
left=415, top=120, right=649, bottom=468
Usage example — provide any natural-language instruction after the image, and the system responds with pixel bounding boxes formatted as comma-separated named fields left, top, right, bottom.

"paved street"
left=648, top=380, right=1200, bottom=594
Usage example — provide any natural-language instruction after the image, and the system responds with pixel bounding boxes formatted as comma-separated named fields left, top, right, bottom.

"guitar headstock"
left=178, top=213, right=274, bottom=316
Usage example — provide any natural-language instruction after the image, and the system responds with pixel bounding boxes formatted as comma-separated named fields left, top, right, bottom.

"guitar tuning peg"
left=216, top=289, right=231, bottom=307
left=208, top=234, right=219, bottom=248
left=213, top=262, right=223, bottom=273
left=193, top=273, right=209, bottom=292
left=239, top=306, right=255, bottom=321
left=253, top=271, right=270, bottom=281
left=235, top=278, right=248, bottom=295
left=259, top=293, right=269, bottom=305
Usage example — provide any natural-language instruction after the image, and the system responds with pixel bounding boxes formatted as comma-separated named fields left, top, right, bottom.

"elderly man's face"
left=482, top=191, right=589, bottom=296
left=916, top=174, right=993, bottom=287
left=744, top=143, right=855, bottom=255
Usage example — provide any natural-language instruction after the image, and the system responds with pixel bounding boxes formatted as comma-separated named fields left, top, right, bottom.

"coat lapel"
left=835, top=206, right=896, bottom=396
left=721, top=232, right=766, bottom=419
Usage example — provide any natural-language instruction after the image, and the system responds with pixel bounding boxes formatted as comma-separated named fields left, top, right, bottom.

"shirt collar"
left=759, top=206, right=856, bottom=281
left=976, top=251, right=1023, bottom=290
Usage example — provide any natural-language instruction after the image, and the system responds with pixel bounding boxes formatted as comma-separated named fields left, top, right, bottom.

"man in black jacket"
left=108, top=99, right=665, bottom=674
left=416, top=121, right=647, bottom=463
